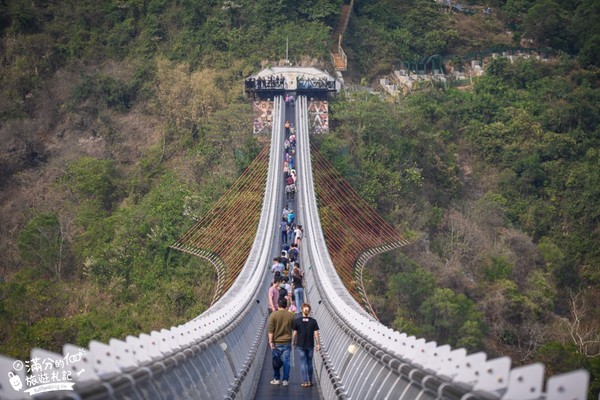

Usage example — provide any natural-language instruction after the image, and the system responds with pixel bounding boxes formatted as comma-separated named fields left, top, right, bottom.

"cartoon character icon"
left=8, top=371, right=23, bottom=391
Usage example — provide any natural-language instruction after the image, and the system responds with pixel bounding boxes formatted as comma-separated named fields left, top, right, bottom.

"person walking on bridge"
left=292, top=266, right=304, bottom=312
left=294, top=225, right=304, bottom=248
left=269, top=297, right=295, bottom=386
left=285, top=183, right=294, bottom=201
left=282, top=206, right=290, bottom=222
left=288, top=243, right=299, bottom=263
left=285, top=120, right=291, bottom=136
left=280, top=218, right=288, bottom=245
left=268, top=278, right=281, bottom=313
left=293, top=303, right=320, bottom=388
left=271, top=257, right=284, bottom=277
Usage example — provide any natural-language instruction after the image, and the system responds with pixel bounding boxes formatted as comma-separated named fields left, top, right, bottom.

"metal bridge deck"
left=254, top=342, right=322, bottom=400
left=254, top=98, right=321, bottom=399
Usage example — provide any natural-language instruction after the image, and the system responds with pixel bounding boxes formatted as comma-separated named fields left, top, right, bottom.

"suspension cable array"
left=171, top=146, right=269, bottom=303
left=311, top=144, right=410, bottom=316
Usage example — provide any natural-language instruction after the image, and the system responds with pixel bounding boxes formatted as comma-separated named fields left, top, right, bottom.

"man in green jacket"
left=268, top=297, right=295, bottom=386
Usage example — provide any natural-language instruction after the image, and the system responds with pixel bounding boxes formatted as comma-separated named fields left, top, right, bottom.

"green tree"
left=483, top=256, right=514, bottom=282
left=456, top=320, right=485, bottom=352
left=17, top=213, right=69, bottom=279
left=387, top=266, right=436, bottom=311
left=297, top=0, right=341, bottom=24
left=7, top=0, right=40, bottom=34
left=71, top=74, right=136, bottom=111
left=63, top=157, right=119, bottom=210
left=578, top=34, right=600, bottom=67
left=420, top=288, right=461, bottom=339
left=571, top=0, right=600, bottom=66
left=522, top=0, right=572, bottom=50
left=419, top=288, right=485, bottom=349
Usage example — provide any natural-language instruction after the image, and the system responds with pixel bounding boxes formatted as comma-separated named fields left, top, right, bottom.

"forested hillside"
left=0, top=0, right=336, bottom=359
left=318, top=0, right=600, bottom=395
left=1, top=0, right=598, bottom=396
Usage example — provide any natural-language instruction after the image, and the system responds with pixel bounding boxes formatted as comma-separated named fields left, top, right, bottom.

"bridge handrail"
left=294, top=94, right=590, bottom=400
left=0, top=97, right=286, bottom=400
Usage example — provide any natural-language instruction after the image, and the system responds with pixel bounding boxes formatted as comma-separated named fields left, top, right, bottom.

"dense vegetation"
left=0, top=0, right=598, bottom=396
left=0, top=0, right=336, bottom=359
left=346, top=0, right=600, bottom=80
left=317, top=1, right=600, bottom=392
left=318, top=57, right=600, bottom=390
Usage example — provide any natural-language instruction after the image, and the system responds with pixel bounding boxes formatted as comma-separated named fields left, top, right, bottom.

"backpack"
left=272, top=348, right=283, bottom=369
left=289, top=248, right=298, bottom=261
left=278, top=286, right=288, bottom=300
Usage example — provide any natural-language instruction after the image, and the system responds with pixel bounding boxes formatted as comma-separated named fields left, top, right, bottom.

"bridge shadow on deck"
left=254, top=342, right=322, bottom=400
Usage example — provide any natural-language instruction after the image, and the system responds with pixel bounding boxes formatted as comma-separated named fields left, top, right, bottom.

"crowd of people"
left=245, top=74, right=336, bottom=92
left=268, top=106, right=320, bottom=389
left=245, top=75, right=286, bottom=90
left=297, top=76, right=336, bottom=90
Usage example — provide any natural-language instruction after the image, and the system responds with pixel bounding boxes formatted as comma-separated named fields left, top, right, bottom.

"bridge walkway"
left=254, top=344, right=321, bottom=400
left=253, top=99, right=322, bottom=400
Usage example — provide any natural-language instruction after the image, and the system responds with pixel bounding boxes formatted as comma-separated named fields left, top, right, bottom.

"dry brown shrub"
left=448, top=12, right=513, bottom=54
left=440, top=255, right=477, bottom=293
left=391, top=201, right=429, bottom=232
left=444, top=209, right=490, bottom=265
left=155, top=58, right=227, bottom=132
left=404, top=235, right=443, bottom=271
left=111, top=110, right=163, bottom=166
left=478, top=282, right=511, bottom=334
left=499, top=228, right=543, bottom=286
left=472, top=195, right=507, bottom=230
left=63, top=280, right=110, bottom=317
left=295, top=56, right=322, bottom=68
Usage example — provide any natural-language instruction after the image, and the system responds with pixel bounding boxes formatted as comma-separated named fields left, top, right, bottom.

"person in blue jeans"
left=280, top=219, right=288, bottom=244
left=268, top=297, right=295, bottom=386
left=293, top=303, right=321, bottom=388
left=292, top=266, right=304, bottom=313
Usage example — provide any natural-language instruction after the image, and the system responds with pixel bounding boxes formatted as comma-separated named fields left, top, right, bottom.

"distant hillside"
left=343, top=0, right=599, bottom=82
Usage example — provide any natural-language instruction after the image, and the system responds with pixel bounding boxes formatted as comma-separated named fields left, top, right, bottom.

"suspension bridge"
left=0, top=67, right=591, bottom=400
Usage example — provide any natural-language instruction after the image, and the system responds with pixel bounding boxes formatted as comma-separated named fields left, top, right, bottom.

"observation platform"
left=248, top=67, right=336, bottom=135
left=245, top=66, right=340, bottom=100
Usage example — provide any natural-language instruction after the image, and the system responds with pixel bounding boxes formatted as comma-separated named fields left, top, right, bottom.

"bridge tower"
left=245, top=66, right=340, bottom=135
